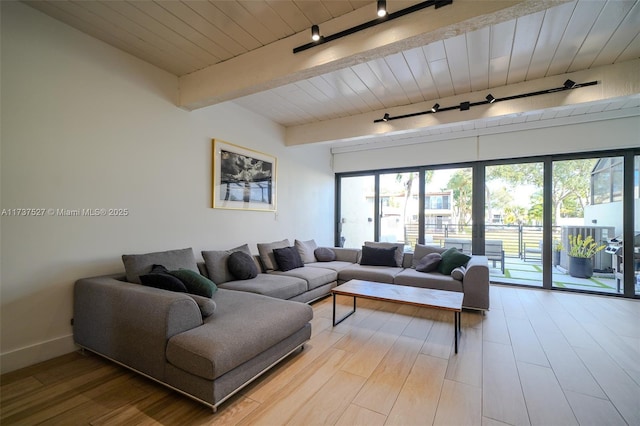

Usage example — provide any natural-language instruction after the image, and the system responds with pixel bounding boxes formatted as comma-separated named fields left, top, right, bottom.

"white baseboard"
left=1, top=334, right=77, bottom=374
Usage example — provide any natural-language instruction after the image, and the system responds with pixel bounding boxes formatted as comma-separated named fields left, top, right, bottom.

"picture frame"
left=212, top=139, right=277, bottom=211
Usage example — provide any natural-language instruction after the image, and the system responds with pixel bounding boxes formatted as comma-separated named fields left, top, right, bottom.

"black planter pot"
left=569, top=256, right=593, bottom=278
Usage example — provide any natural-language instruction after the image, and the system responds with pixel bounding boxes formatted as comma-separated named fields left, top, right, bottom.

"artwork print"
left=212, top=140, right=276, bottom=211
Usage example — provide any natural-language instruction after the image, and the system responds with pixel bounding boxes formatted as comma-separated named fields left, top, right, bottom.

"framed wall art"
left=212, top=139, right=277, bottom=211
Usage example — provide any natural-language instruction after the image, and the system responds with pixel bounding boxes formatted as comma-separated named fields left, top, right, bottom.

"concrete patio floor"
left=489, top=257, right=622, bottom=294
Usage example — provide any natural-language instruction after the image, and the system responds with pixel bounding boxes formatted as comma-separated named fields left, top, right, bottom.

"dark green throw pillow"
left=438, top=247, right=471, bottom=275
left=169, top=269, right=217, bottom=298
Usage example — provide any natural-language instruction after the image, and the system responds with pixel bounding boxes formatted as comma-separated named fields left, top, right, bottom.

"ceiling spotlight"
left=311, top=25, right=320, bottom=41
left=377, top=0, right=387, bottom=17
left=564, top=79, right=577, bottom=89
left=382, top=113, right=390, bottom=122
left=486, top=94, right=496, bottom=103
left=431, top=103, right=440, bottom=113
left=460, top=101, right=470, bottom=111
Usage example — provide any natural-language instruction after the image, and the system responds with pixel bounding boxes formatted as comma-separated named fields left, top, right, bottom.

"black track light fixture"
left=294, top=0, right=453, bottom=53
left=374, top=79, right=598, bottom=123
left=377, top=0, right=387, bottom=17
left=311, top=25, right=320, bottom=42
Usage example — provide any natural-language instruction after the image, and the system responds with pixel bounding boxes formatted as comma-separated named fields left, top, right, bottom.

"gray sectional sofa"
left=73, top=239, right=489, bottom=411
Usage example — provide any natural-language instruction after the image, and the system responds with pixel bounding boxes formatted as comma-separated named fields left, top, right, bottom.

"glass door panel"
left=485, top=163, right=544, bottom=286
left=635, top=155, right=639, bottom=295
left=553, top=157, right=621, bottom=293
left=425, top=167, right=473, bottom=251
left=339, top=175, right=374, bottom=249
left=379, top=172, right=419, bottom=251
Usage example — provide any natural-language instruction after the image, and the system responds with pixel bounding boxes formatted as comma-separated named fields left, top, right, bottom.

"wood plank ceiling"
left=24, top=0, right=640, bottom=147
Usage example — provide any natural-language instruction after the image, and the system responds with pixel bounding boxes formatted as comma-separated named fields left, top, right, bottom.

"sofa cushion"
left=257, top=239, right=290, bottom=271
left=201, top=244, right=252, bottom=285
left=394, top=268, right=463, bottom=292
left=168, top=269, right=217, bottom=298
left=306, top=260, right=352, bottom=272
left=271, top=266, right=337, bottom=290
left=338, top=264, right=403, bottom=284
left=273, top=246, right=304, bottom=271
left=416, top=253, right=442, bottom=272
left=218, top=273, right=307, bottom=300
left=438, top=248, right=471, bottom=275
left=295, top=239, right=317, bottom=263
left=314, top=247, right=336, bottom=262
left=364, top=241, right=404, bottom=267
left=227, top=251, right=258, bottom=280
left=166, top=289, right=313, bottom=381
left=360, top=245, right=397, bottom=267
left=412, top=244, right=447, bottom=268
left=140, top=265, right=188, bottom=293
left=123, top=248, right=199, bottom=284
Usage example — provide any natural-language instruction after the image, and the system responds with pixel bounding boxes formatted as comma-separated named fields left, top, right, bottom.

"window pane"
left=339, top=175, right=374, bottom=248
left=379, top=172, right=419, bottom=251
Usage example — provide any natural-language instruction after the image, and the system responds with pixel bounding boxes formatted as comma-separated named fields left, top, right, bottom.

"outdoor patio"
left=489, top=256, right=620, bottom=294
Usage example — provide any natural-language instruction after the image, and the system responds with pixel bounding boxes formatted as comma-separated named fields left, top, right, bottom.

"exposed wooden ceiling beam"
left=178, top=1, right=566, bottom=111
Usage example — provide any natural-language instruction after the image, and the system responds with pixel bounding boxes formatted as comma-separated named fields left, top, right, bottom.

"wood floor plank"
left=351, top=335, right=422, bottom=415
left=420, top=310, right=454, bottom=359
left=575, top=345, right=640, bottom=425
left=564, top=390, right=627, bottom=426
left=482, top=341, right=530, bottom=426
left=335, top=404, right=386, bottom=426
left=482, top=307, right=511, bottom=345
left=445, top=326, right=483, bottom=387
left=517, top=361, right=578, bottom=426
left=286, top=370, right=366, bottom=425
left=506, top=317, right=549, bottom=367
left=385, top=354, right=447, bottom=425
left=433, top=379, right=482, bottom=426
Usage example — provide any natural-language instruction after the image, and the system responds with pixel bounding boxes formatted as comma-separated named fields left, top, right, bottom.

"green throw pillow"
left=438, top=247, right=471, bottom=275
left=169, top=269, right=217, bottom=298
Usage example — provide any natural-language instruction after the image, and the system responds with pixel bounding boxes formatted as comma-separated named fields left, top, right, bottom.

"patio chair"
left=524, top=241, right=542, bottom=261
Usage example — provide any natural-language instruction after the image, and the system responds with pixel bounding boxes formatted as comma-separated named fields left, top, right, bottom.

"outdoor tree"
left=445, top=169, right=473, bottom=232
left=487, top=159, right=596, bottom=225
left=395, top=170, right=434, bottom=246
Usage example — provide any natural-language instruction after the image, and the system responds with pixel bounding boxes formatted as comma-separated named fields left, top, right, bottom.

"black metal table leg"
left=332, top=293, right=357, bottom=326
left=454, top=311, right=461, bottom=354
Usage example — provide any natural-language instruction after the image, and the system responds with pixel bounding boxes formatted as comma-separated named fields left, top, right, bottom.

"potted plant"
left=567, top=234, right=605, bottom=278
left=553, top=240, right=563, bottom=266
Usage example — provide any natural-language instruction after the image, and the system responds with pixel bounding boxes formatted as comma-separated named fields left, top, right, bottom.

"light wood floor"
left=2, top=285, right=639, bottom=425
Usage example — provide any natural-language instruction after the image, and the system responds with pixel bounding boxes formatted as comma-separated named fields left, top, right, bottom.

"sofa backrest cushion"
left=314, top=247, right=336, bottom=262
left=364, top=241, right=403, bottom=267
left=202, top=244, right=252, bottom=285
left=257, top=239, right=290, bottom=271
left=412, top=244, right=447, bottom=268
left=122, top=247, right=199, bottom=284
left=295, top=239, right=318, bottom=263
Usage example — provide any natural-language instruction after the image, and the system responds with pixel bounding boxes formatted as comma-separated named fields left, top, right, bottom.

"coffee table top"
left=332, top=279, right=463, bottom=312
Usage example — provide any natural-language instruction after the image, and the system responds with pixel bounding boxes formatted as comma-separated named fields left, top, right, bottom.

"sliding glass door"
left=484, top=162, right=544, bottom=286
left=338, top=175, right=375, bottom=249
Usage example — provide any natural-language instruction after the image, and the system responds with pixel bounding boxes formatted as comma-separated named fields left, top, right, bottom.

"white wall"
left=333, top=117, right=639, bottom=173
left=0, top=2, right=334, bottom=373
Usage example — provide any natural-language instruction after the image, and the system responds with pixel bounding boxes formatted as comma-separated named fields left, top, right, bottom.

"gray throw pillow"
left=314, top=247, right=336, bottom=262
left=416, top=253, right=442, bottom=272
left=187, top=294, right=216, bottom=318
left=295, top=239, right=318, bottom=263
left=227, top=251, right=259, bottom=280
left=201, top=244, right=252, bottom=285
left=122, top=248, right=199, bottom=284
left=451, top=266, right=466, bottom=281
left=412, top=244, right=447, bottom=268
